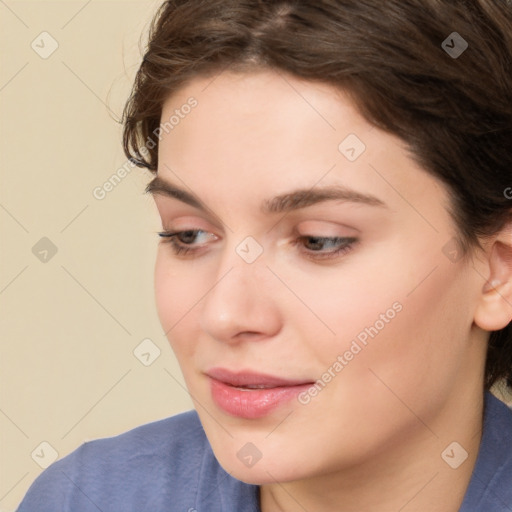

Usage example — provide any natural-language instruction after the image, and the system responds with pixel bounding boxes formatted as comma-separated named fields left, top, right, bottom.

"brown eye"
left=157, top=230, right=217, bottom=256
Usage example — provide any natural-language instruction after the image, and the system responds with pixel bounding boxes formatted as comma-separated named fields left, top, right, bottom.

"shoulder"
left=460, top=392, right=512, bottom=512
left=16, top=410, right=259, bottom=512
left=72, top=409, right=206, bottom=477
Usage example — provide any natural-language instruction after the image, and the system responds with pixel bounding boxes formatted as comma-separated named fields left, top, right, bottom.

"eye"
left=157, top=230, right=357, bottom=261
left=292, top=235, right=358, bottom=261
left=157, top=229, right=217, bottom=256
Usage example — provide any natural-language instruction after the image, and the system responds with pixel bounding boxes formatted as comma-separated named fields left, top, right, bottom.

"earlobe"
left=473, top=223, right=512, bottom=332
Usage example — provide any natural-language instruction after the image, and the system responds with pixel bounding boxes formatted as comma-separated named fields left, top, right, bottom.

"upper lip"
left=206, top=367, right=314, bottom=387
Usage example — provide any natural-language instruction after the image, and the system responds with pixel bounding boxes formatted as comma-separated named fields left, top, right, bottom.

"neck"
left=259, top=388, right=484, bottom=512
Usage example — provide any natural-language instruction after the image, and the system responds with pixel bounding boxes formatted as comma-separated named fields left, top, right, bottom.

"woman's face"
left=151, top=70, right=487, bottom=483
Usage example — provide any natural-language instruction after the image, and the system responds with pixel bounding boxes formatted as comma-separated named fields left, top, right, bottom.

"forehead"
left=160, top=69, right=366, bottom=135
left=158, top=69, right=371, bottom=183
left=155, top=69, right=452, bottom=232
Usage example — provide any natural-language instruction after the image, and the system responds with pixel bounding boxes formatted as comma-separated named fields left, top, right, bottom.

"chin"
left=223, top=460, right=302, bottom=486
left=210, top=441, right=311, bottom=485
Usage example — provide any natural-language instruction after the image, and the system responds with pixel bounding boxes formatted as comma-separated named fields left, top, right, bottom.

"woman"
left=17, top=1, right=512, bottom=511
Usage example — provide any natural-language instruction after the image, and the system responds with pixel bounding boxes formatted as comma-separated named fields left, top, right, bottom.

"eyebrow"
left=145, top=176, right=387, bottom=215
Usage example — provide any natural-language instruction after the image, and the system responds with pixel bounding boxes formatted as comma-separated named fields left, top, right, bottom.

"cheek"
left=154, top=251, right=203, bottom=356
left=289, top=242, right=472, bottom=397
left=335, top=262, right=473, bottom=412
left=273, top=257, right=406, bottom=361
left=154, top=253, right=175, bottom=328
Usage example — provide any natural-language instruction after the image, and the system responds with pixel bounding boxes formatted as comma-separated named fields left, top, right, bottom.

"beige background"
left=0, top=2, right=194, bottom=510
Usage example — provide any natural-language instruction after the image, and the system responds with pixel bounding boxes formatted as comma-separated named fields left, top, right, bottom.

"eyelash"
left=157, top=230, right=357, bottom=261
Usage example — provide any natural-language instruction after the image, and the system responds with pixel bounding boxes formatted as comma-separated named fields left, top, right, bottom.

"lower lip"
left=209, top=378, right=313, bottom=419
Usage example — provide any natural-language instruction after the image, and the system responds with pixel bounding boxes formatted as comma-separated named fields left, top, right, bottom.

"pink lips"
left=206, top=367, right=314, bottom=419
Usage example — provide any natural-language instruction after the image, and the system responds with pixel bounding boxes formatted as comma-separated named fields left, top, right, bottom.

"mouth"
left=206, top=367, right=314, bottom=388
left=205, top=367, right=315, bottom=419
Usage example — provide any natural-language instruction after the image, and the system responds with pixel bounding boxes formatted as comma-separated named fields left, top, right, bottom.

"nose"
left=198, top=246, right=282, bottom=344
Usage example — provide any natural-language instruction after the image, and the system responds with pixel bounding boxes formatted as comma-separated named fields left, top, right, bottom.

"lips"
left=206, top=367, right=314, bottom=388
left=206, top=367, right=316, bottom=419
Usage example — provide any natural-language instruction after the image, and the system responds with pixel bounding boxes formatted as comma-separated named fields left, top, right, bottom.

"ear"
left=473, top=220, right=512, bottom=331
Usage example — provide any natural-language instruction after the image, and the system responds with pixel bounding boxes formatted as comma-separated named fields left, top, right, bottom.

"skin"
left=149, top=69, right=512, bottom=512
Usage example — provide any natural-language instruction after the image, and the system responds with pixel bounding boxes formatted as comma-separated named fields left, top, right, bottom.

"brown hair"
left=122, top=0, right=512, bottom=389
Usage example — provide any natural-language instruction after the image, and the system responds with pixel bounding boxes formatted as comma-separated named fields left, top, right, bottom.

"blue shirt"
left=16, top=392, right=512, bottom=511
